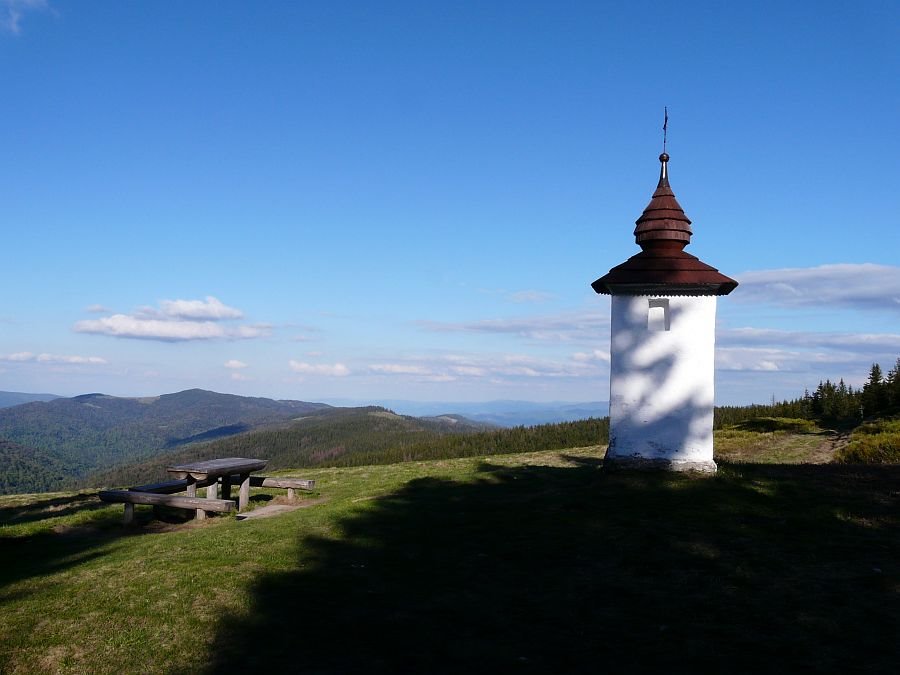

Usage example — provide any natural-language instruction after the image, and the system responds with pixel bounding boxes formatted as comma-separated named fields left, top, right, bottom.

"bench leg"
left=185, top=482, right=205, bottom=520
left=239, top=473, right=250, bottom=512
left=124, top=503, right=134, bottom=525
left=199, top=479, right=219, bottom=521
left=287, top=487, right=296, bottom=501
left=221, top=477, right=231, bottom=501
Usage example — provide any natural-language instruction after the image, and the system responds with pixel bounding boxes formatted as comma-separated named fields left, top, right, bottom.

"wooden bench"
left=131, top=475, right=315, bottom=501
left=226, top=475, right=316, bottom=501
left=99, top=489, right=236, bottom=524
left=129, top=478, right=215, bottom=494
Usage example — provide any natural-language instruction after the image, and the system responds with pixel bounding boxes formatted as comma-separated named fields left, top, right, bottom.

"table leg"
left=124, top=503, right=134, bottom=525
left=239, top=473, right=251, bottom=511
left=221, top=476, right=231, bottom=501
left=207, top=480, right=218, bottom=500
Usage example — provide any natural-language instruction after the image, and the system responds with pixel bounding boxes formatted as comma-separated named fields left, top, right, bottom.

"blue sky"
left=2, top=0, right=899, bottom=405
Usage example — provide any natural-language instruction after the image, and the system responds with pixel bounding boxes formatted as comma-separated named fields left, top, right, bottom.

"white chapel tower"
left=592, top=151, right=737, bottom=472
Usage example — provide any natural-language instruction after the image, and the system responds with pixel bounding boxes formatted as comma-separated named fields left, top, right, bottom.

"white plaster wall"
left=607, top=295, right=717, bottom=464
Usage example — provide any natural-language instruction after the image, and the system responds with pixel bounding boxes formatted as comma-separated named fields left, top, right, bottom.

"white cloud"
left=38, top=353, right=107, bottom=365
left=85, top=304, right=111, bottom=314
left=369, top=364, right=433, bottom=375
left=1, top=0, right=49, bottom=34
left=736, top=263, right=900, bottom=311
left=720, top=327, right=900, bottom=354
left=2, top=351, right=106, bottom=365
left=717, top=348, right=793, bottom=372
left=573, top=349, right=611, bottom=364
left=714, top=326, right=900, bottom=385
left=76, top=315, right=227, bottom=341
left=419, top=310, right=610, bottom=343
left=451, top=365, right=487, bottom=376
left=229, top=324, right=272, bottom=339
left=424, top=374, right=457, bottom=383
left=160, top=296, right=243, bottom=320
left=224, top=359, right=248, bottom=369
left=289, top=361, right=350, bottom=377
left=364, top=352, right=602, bottom=384
left=74, top=297, right=268, bottom=342
left=230, top=372, right=251, bottom=381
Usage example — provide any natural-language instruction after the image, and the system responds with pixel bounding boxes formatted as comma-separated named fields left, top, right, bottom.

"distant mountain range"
left=0, top=389, right=502, bottom=494
left=325, top=399, right=610, bottom=427
left=0, top=389, right=609, bottom=495
left=1, top=390, right=607, bottom=428
left=0, top=391, right=60, bottom=408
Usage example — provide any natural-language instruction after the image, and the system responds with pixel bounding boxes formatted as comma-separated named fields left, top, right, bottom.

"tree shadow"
left=0, top=531, right=112, bottom=598
left=0, top=492, right=108, bottom=526
left=205, top=460, right=899, bottom=673
left=0, top=493, right=186, bottom=595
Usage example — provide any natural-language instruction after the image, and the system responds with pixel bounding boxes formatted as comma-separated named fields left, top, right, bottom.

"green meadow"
left=1, top=435, right=897, bottom=673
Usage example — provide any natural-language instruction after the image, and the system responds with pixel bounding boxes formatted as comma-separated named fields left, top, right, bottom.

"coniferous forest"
left=715, top=358, right=900, bottom=429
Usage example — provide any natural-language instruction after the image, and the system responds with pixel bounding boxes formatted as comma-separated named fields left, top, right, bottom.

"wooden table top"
left=166, top=457, right=268, bottom=481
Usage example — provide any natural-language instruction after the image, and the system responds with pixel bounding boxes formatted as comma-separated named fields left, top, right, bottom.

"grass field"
left=713, top=423, right=845, bottom=464
left=0, top=438, right=897, bottom=673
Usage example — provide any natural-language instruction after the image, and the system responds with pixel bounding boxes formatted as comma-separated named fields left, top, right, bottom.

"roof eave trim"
left=591, top=281, right=739, bottom=296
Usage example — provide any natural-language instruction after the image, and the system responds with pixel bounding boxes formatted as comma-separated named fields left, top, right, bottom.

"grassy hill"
left=0, top=439, right=897, bottom=673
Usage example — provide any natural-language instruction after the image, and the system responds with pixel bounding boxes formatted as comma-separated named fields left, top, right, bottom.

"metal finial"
left=658, top=152, right=669, bottom=183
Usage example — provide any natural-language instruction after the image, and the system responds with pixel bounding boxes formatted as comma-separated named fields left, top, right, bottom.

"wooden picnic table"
left=100, top=457, right=316, bottom=524
left=166, top=457, right=267, bottom=517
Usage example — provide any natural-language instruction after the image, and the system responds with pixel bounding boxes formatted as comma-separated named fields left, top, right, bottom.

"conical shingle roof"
left=591, top=153, right=737, bottom=296
left=633, top=153, right=692, bottom=245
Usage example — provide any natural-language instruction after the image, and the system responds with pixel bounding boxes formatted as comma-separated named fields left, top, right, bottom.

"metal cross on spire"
left=662, top=106, right=668, bottom=154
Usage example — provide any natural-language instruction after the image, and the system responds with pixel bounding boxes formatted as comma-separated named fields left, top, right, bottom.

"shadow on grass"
left=206, top=460, right=898, bottom=674
left=0, top=492, right=106, bottom=526
left=0, top=493, right=185, bottom=594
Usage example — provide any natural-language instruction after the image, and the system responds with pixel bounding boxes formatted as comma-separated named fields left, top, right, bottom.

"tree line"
left=716, top=358, right=900, bottom=430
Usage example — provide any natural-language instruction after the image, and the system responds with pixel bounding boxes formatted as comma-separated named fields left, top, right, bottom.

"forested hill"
left=0, top=439, right=71, bottom=494
left=0, top=389, right=332, bottom=493
left=88, top=408, right=609, bottom=489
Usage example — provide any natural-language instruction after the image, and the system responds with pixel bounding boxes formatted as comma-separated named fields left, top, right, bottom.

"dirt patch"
left=811, top=431, right=851, bottom=463
left=237, top=497, right=327, bottom=520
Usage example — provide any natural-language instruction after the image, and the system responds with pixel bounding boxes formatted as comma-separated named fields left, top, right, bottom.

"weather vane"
left=662, top=106, right=668, bottom=154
